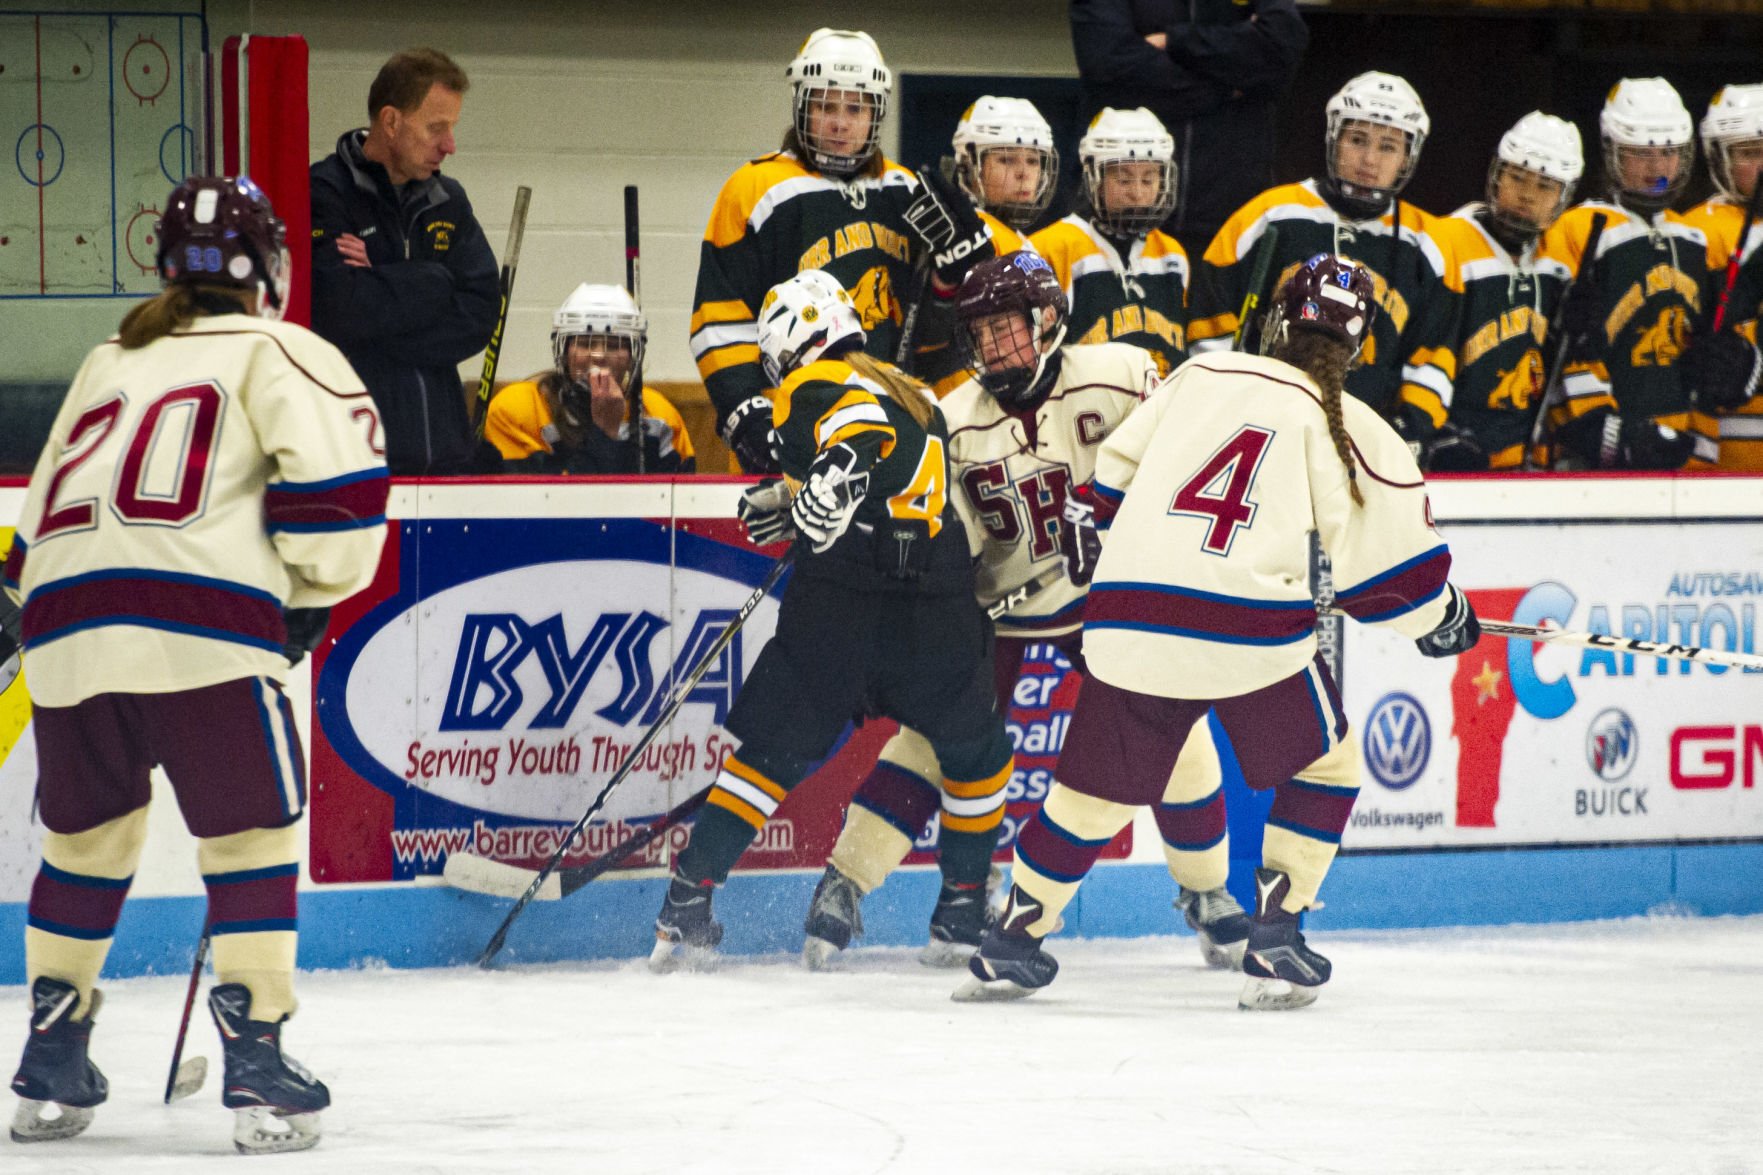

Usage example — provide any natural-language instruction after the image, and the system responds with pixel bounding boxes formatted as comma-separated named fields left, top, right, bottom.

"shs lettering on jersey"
left=1539, top=202, right=1721, bottom=464
left=1681, top=194, right=1763, bottom=470
left=1430, top=211, right=1571, bottom=467
left=944, top=342, right=1154, bottom=638
left=773, top=356, right=970, bottom=593
left=1189, top=180, right=1461, bottom=424
left=690, top=153, right=920, bottom=425
left=1030, top=215, right=1189, bottom=372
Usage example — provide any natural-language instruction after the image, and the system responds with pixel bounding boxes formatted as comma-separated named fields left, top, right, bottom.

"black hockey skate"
left=919, top=877, right=992, bottom=968
left=10, top=978, right=107, bottom=1143
left=649, top=874, right=724, bottom=973
left=209, top=984, right=329, bottom=1154
left=1175, top=885, right=1251, bottom=970
left=1239, top=869, right=1332, bottom=1011
left=951, top=885, right=1059, bottom=1002
left=802, top=865, right=865, bottom=971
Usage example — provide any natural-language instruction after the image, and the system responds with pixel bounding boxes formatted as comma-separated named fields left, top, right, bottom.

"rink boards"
left=1, top=473, right=1761, bottom=978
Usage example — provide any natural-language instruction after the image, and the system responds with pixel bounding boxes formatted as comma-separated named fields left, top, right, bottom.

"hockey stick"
left=443, top=787, right=711, bottom=902
left=1711, top=178, right=1763, bottom=334
left=473, top=185, right=533, bottom=438
left=1479, top=618, right=1763, bottom=672
left=1309, top=531, right=1343, bottom=691
left=1231, top=224, right=1281, bottom=352
left=162, top=924, right=211, bottom=1103
left=985, top=568, right=1065, bottom=622
left=1523, top=211, right=1608, bottom=471
left=624, top=184, right=647, bottom=473
left=473, top=552, right=794, bottom=967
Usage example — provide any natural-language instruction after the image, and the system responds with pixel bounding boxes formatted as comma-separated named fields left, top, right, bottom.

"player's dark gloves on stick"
left=1678, top=330, right=1762, bottom=413
left=1059, top=497, right=1104, bottom=588
left=904, top=169, right=995, bottom=290
left=1414, top=585, right=1481, bottom=658
left=723, top=395, right=781, bottom=475
left=1558, top=407, right=1697, bottom=471
left=283, top=607, right=332, bottom=668
left=1423, top=421, right=1490, bottom=473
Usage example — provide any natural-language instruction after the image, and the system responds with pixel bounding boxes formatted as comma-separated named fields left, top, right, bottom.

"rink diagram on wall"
left=0, top=11, right=205, bottom=299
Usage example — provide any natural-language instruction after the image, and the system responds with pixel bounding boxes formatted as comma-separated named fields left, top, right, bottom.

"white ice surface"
left=5, top=915, right=1760, bottom=1174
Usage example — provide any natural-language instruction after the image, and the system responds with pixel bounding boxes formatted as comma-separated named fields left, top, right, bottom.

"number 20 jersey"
left=1083, top=352, right=1454, bottom=700
left=942, top=342, right=1158, bottom=638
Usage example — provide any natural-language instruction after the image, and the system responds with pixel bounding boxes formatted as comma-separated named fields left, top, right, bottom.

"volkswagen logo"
left=1364, top=692, right=1431, bottom=790
left=1585, top=708, right=1637, bottom=782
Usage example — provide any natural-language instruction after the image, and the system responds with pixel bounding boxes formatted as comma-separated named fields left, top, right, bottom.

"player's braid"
left=1278, top=331, right=1364, bottom=507
left=845, top=352, right=938, bottom=431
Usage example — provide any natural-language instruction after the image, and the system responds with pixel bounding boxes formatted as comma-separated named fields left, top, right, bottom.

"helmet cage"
left=1082, top=157, right=1176, bottom=237
left=787, top=30, right=892, bottom=179
left=551, top=286, right=647, bottom=395
left=1484, top=159, right=1575, bottom=244
left=954, top=252, right=1070, bottom=410
left=757, top=270, right=866, bottom=386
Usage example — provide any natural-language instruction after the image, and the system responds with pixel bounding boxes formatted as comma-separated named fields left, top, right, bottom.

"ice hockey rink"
left=4, top=914, right=1758, bottom=1174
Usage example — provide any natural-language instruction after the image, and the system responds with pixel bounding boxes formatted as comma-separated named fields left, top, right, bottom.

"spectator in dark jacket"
left=1070, top=0, right=1308, bottom=260
left=310, top=48, right=500, bottom=475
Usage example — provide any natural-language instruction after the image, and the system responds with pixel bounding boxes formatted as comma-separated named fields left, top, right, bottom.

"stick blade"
left=168, top=1055, right=207, bottom=1102
left=442, top=852, right=561, bottom=902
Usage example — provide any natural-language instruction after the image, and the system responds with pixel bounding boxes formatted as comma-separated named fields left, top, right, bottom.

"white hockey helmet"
left=786, top=28, right=892, bottom=178
left=1486, top=112, right=1584, bottom=241
left=1079, top=107, right=1177, bottom=237
left=1324, top=71, right=1430, bottom=211
left=953, top=96, right=1059, bottom=229
left=552, top=283, right=647, bottom=390
left=757, top=269, right=866, bottom=385
left=1600, top=77, right=1694, bottom=211
left=1701, top=83, right=1763, bottom=202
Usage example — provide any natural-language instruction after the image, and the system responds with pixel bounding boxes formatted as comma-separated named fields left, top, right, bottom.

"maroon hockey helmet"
left=1262, top=253, right=1377, bottom=359
left=156, top=176, right=290, bottom=319
left=954, top=251, right=1069, bottom=409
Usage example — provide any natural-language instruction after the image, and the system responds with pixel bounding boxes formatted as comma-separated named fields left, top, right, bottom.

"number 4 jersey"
left=1082, top=351, right=1454, bottom=700
left=3, top=314, right=389, bottom=707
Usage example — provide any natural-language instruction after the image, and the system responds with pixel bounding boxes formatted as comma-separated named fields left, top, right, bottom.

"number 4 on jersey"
left=1170, top=425, right=1274, bottom=555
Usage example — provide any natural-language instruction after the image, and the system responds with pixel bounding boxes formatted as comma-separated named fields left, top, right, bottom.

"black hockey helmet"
left=1262, top=253, right=1377, bottom=359
left=156, top=176, right=289, bottom=319
left=954, top=251, right=1069, bottom=410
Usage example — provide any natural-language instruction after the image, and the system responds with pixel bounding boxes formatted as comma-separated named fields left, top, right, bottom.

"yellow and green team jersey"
left=1681, top=195, right=1763, bottom=470
left=773, top=356, right=970, bottom=593
left=1189, top=179, right=1461, bottom=424
left=1430, top=207, right=1570, bottom=468
left=689, top=151, right=921, bottom=427
left=1538, top=201, right=1720, bottom=464
left=1029, top=214, right=1187, bottom=374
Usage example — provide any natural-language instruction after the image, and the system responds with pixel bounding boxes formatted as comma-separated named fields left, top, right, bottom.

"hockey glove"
left=1555, top=272, right=1605, bottom=355
left=1423, top=421, right=1490, bottom=473
left=738, top=478, right=796, bottom=547
left=1556, top=408, right=1698, bottom=471
left=0, top=613, right=18, bottom=697
left=1678, top=329, right=1762, bottom=413
left=722, top=395, right=781, bottom=475
left=283, top=607, right=332, bottom=668
left=904, top=169, right=995, bottom=290
left=791, top=443, right=872, bottom=554
left=1414, top=585, right=1481, bottom=659
left=1059, top=497, right=1104, bottom=588
left=1387, top=404, right=1437, bottom=465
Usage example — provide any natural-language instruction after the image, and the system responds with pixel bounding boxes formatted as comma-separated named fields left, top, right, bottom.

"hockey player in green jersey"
left=650, top=270, right=1014, bottom=971
left=1425, top=113, right=1583, bottom=471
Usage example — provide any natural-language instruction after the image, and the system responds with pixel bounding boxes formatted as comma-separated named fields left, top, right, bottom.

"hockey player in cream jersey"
left=5, top=178, right=386, bottom=1151
left=801, top=253, right=1248, bottom=972
left=957, top=255, right=1482, bottom=1011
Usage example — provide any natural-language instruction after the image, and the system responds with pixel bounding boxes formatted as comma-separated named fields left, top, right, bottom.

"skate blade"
left=801, top=937, right=844, bottom=971
left=918, top=939, right=977, bottom=969
left=232, top=1106, right=321, bottom=1155
left=168, top=1055, right=208, bottom=1102
left=10, top=1098, right=96, bottom=1143
left=951, top=975, right=1040, bottom=1003
left=1198, top=935, right=1247, bottom=972
left=442, top=853, right=560, bottom=901
left=647, top=936, right=717, bottom=975
left=1237, top=975, right=1320, bottom=1011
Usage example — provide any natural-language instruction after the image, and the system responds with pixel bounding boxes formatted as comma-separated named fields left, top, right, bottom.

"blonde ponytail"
left=845, top=351, right=938, bottom=432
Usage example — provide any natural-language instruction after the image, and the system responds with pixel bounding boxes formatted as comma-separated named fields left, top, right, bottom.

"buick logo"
left=1364, top=692, right=1430, bottom=790
left=1586, top=708, right=1637, bottom=782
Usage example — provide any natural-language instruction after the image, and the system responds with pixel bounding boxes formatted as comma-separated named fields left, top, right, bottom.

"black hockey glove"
left=1387, top=404, right=1437, bottom=465
left=903, top=168, right=995, bottom=290
left=791, top=443, right=872, bottom=554
left=1557, top=408, right=1696, bottom=471
left=737, top=478, right=796, bottom=547
left=1414, top=585, right=1480, bottom=659
left=1423, top=421, right=1490, bottom=473
left=283, top=607, right=332, bottom=668
left=1678, top=329, right=1762, bottom=413
left=1059, top=497, right=1104, bottom=588
left=722, top=395, right=781, bottom=475
left=1555, top=272, right=1605, bottom=355
left=0, top=599, right=19, bottom=697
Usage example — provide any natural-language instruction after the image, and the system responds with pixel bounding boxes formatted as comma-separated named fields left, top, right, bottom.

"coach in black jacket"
left=310, top=49, right=499, bottom=475
left=1070, top=0, right=1308, bottom=260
